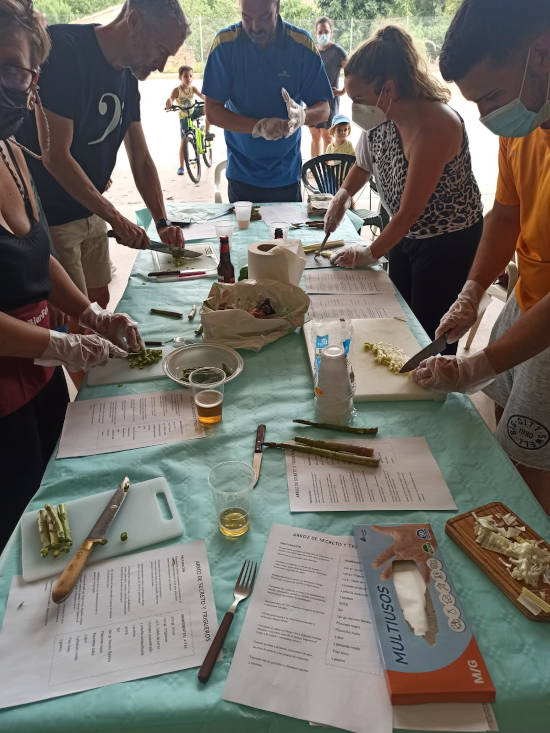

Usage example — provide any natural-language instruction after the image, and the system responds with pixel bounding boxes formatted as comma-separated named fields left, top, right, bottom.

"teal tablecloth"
left=1, top=204, right=549, bottom=733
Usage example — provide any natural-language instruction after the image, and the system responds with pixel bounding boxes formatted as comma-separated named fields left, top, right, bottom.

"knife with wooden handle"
left=252, top=425, right=266, bottom=488
left=51, top=477, right=130, bottom=604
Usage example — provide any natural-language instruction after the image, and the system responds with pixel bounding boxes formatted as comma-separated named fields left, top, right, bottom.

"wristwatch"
left=155, top=217, right=169, bottom=229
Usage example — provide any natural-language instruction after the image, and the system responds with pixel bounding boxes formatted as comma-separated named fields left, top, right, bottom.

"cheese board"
left=21, top=477, right=183, bottom=582
left=303, top=317, right=444, bottom=401
left=446, top=501, right=550, bottom=622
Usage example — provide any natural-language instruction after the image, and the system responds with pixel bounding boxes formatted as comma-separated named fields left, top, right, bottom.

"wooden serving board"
left=446, top=502, right=550, bottom=622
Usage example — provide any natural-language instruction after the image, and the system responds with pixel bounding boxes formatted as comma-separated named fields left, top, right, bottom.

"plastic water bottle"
left=314, top=345, right=355, bottom=424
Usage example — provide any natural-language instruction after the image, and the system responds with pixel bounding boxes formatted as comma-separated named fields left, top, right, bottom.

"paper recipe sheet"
left=0, top=541, right=217, bottom=709
left=308, top=293, right=405, bottom=320
left=57, top=389, right=204, bottom=458
left=223, top=524, right=393, bottom=733
left=286, top=437, right=456, bottom=512
left=305, top=269, right=395, bottom=294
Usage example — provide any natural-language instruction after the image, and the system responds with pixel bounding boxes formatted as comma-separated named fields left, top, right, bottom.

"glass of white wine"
left=208, top=461, right=255, bottom=538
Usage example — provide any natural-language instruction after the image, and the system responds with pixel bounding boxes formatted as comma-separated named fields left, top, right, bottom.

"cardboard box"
left=353, top=523, right=495, bottom=705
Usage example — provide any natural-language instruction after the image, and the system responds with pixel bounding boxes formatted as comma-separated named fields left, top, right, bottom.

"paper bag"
left=200, top=279, right=310, bottom=351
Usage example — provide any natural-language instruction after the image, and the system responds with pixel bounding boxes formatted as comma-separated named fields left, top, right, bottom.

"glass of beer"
left=189, top=367, right=225, bottom=425
left=209, top=461, right=255, bottom=537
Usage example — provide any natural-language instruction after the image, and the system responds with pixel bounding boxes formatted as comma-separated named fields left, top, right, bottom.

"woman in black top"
left=0, top=0, right=145, bottom=549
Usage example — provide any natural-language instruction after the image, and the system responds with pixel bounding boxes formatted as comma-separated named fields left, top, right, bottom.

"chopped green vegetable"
left=128, top=349, right=162, bottom=369
left=364, top=341, right=408, bottom=374
left=99, top=538, right=108, bottom=545
left=120, top=532, right=128, bottom=542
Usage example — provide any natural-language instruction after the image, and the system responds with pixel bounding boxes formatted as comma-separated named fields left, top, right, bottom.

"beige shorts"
left=49, top=214, right=111, bottom=295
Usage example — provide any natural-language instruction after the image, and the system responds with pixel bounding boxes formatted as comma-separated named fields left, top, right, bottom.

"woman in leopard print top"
left=325, top=25, right=483, bottom=355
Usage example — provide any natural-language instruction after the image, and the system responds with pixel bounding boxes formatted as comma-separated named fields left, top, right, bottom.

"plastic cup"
left=189, top=367, right=226, bottom=426
left=214, top=220, right=234, bottom=245
left=209, top=461, right=255, bottom=537
left=234, top=201, right=252, bottom=230
left=270, top=222, right=289, bottom=240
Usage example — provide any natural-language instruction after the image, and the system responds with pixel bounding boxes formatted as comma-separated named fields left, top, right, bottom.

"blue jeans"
left=227, top=178, right=302, bottom=204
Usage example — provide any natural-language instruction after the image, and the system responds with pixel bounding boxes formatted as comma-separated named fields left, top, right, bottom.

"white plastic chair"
left=214, top=160, right=227, bottom=203
left=464, top=261, right=519, bottom=350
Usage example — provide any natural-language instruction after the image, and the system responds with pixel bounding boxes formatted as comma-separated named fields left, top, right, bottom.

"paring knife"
left=314, top=231, right=331, bottom=259
left=51, top=477, right=130, bottom=604
left=252, top=425, right=266, bottom=488
left=399, top=334, right=447, bottom=373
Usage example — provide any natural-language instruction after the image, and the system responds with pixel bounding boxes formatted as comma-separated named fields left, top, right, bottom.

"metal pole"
left=349, top=17, right=353, bottom=55
left=199, top=16, right=204, bottom=64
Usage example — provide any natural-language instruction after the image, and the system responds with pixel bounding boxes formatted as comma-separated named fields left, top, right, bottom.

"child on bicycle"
left=166, top=65, right=214, bottom=175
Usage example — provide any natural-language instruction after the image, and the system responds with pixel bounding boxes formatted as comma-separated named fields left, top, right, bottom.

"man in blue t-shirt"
left=202, top=0, right=333, bottom=203
left=18, top=0, right=189, bottom=308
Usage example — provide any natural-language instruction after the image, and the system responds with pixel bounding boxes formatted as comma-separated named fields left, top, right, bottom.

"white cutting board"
left=21, top=477, right=183, bottom=582
left=304, top=318, right=444, bottom=402
left=87, top=346, right=172, bottom=386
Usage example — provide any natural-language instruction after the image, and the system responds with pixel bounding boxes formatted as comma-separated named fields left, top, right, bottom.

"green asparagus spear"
left=263, top=441, right=380, bottom=467
left=294, top=436, right=374, bottom=457
left=57, top=504, right=72, bottom=547
left=45, top=503, right=65, bottom=542
left=292, top=419, right=378, bottom=435
left=38, top=509, right=50, bottom=558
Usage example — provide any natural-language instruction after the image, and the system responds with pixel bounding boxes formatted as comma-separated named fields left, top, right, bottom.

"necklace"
left=0, top=141, right=28, bottom=202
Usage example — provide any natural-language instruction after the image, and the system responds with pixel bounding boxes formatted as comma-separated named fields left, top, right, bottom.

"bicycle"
left=167, top=101, right=213, bottom=184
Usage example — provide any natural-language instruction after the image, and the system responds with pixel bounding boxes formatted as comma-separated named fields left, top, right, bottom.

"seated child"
left=325, top=114, right=354, bottom=157
left=165, top=65, right=214, bottom=176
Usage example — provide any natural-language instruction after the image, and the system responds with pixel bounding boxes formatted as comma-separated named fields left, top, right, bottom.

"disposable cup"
left=189, top=367, right=226, bottom=426
left=209, top=461, right=255, bottom=537
left=215, top=220, right=234, bottom=245
left=234, top=201, right=252, bottom=230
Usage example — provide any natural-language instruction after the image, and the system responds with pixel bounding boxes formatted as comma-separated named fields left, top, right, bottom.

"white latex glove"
left=79, top=302, right=145, bottom=353
left=331, top=243, right=379, bottom=268
left=252, top=117, right=289, bottom=141
left=35, top=330, right=127, bottom=372
left=435, top=280, right=486, bottom=344
left=412, top=351, right=496, bottom=394
left=324, top=188, right=351, bottom=234
left=281, top=87, right=306, bottom=136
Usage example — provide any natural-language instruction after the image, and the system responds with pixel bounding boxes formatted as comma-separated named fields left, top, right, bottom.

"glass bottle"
left=217, top=235, right=235, bottom=283
left=274, top=227, right=284, bottom=239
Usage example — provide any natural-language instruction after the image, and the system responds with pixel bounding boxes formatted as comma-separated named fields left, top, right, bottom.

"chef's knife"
left=107, top=230, right=202, bottom=258
left=252, top=425, right=266, bottom=488
left=314, top=231, right=331, bottom=259
left=51, top=477, right=130, bottom=604
left=399, top=334, right=447, bottom=373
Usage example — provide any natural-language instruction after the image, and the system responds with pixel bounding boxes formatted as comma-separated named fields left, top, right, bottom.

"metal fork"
left=204, top=244, right=219, bottom=266
left=198, top=559, right=257, bottom=683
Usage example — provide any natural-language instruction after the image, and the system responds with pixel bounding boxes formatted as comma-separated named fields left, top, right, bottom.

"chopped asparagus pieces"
left=45, top=504, right=64, bottom=542
left=127, top=349, right=162, bottom=369
left=120, top=532, right=128, bottom=542
left=38, top=510, right=50, bottom=558
left=37, top=504, right=73, bottom=558
left=56, top=503, right=72, bottom=546
left=364, top=341, right=408, bottom=374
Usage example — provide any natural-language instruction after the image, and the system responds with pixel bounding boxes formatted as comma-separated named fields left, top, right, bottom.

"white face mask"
left=351, top=88, right=391, bottom=132
left=317, top=33, right=330, bottom=48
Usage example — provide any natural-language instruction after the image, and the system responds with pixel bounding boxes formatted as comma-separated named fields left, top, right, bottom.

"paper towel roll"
left=247, top=240, right=305, bottom=286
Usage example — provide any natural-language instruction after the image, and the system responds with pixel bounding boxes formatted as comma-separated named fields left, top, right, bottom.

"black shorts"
left=312, top=98, right=338, bottom=130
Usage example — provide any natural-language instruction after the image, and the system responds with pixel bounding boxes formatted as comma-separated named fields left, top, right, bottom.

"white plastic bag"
left=200, top=279, right=310, bottom=351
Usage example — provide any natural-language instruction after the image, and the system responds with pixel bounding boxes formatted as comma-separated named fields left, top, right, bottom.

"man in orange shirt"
left=412, top=0, right=550, bottom=512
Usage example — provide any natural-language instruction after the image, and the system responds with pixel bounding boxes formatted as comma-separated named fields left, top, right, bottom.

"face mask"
left=351, top=89, right=390, bottom=132
left=480, top=49, right=550, bottom=138
left=317, top=34, right=330, bottom=47
left=0, top=84, right=29, bottom=140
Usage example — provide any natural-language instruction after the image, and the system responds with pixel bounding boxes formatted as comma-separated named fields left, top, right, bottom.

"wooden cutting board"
left=446, top=502, right=550, bottom=622
left=304, top=318, right=444, bottom=402
left=21, top=477, right=183, bottom=582
left=87, top=346, right=172, bottom=386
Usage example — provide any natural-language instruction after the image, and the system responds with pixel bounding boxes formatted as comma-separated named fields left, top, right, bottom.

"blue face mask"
left=317, top=33, right=330, bottom=48
left=481, top=49, right=550, bottom=138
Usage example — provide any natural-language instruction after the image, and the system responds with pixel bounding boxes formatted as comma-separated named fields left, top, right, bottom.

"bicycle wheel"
left=183, top=132, right=201, bottom=183
left=202, top=142, right=212, bottom=168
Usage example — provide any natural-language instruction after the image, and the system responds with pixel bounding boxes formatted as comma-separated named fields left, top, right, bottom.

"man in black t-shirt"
left=309, top=16, right=347, bottom=158
left=18, top=0, right=189, bottom=307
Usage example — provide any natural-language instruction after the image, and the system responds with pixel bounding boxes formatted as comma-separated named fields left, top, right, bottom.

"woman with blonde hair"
left=325, top=25, right=483, bottom=355
left=0, top=0, right=143, bottom=548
